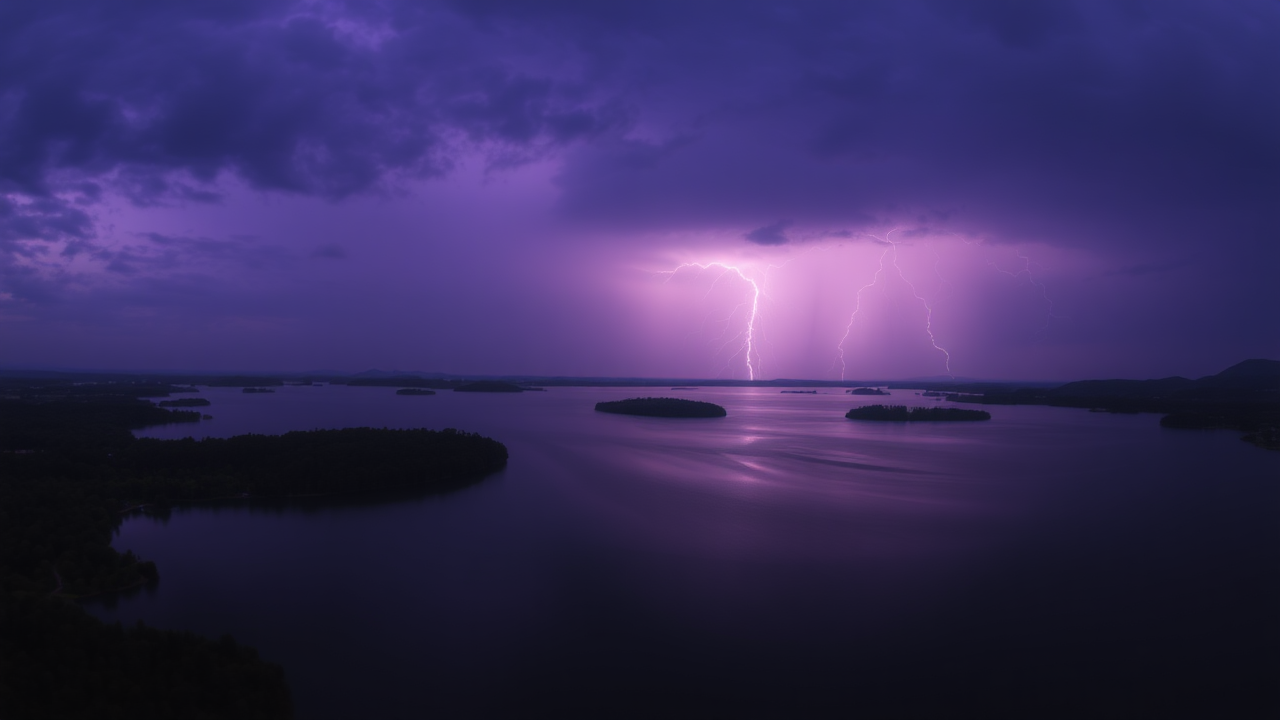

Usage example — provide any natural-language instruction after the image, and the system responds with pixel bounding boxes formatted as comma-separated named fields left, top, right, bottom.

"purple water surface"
left=87, top=386, right=1280, bottom=718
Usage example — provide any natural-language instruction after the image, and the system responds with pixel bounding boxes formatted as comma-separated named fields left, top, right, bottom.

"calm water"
left=88, top=386, right=1279, bottom=718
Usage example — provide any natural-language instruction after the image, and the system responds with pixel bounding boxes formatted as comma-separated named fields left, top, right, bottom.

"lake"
left=88, top=385, right=1280, bottom=718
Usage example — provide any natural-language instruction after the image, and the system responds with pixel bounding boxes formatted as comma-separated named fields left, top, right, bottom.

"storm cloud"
left=0, top=1, right=1275, bottom=377
left=3, top=2, right=1275, bottom=243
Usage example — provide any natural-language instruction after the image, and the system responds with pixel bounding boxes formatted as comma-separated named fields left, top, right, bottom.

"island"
left=396, top=388, right=437, bottom=396
left=242, top=387, right=275, bottom=394
left=158, top=397, right=212, bottom=407
left=846, top=404, right=991, bottom=422
left=595, top=397, right=727, bottom=418
left=454, top=380, right=526, bottom=393
left=849, top=387, right=890, bottom=395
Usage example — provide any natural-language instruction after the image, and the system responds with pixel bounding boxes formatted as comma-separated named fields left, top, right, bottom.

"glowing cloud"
left=660, top=262, right=763, bottom=380
left=833, top=232, right=952, bottom=380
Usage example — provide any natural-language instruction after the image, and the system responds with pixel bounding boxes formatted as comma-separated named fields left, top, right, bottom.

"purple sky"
left=1, top=1, right=1276, bottom=380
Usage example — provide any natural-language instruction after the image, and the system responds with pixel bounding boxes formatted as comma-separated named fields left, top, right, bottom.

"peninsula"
left=0, top=380, right=509, bottom=719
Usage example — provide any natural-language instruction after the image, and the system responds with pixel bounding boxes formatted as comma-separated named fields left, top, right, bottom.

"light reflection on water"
left=90, top=386, right=1279, bottom=718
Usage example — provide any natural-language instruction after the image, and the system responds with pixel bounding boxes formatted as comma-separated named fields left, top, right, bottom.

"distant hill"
left=454, top=381, right=526, bottom=393
left=941, top=359, right=1279, bottom=450
left=346, top=377, right=456, bottom=389
left=1053, top=359, right=1279, bottom=401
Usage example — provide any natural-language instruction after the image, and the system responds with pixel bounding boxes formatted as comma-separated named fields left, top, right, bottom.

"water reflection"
left=87, top=386, right=1280, bottom=718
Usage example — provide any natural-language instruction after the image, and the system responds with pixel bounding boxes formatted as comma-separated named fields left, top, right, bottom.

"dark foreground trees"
left=0, top=394, right=508, bottom=718
left=1, top=595, right=292, bottom=719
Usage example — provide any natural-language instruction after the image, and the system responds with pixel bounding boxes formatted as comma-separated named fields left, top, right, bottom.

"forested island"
left=0, top=383, right=508, bottom=718
left=846, top=405, right=992, bottom=422
left=396, top=388, right=436, bottom=396
left=595, top=397, right=728, bottom=418
left=242, top=387, right=275, bottom=394
left=848, top=387, right=890, bottom=395
left=158, top=397, right=211, bottom=407
left=782, top=390, right=817, bottom=394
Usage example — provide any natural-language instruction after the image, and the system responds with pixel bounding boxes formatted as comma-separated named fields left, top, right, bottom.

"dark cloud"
left=544, top=1, right=1278, bottom=257
left=0, top=1, right=624, bottom=206
left=1, top=1, right=1274, bottom=258
left=0, top=196, right=94, bottom=251
left=82, top=232, right=292, bottom=277
left=744, top=221, right=791, bottom=246
left=0, top=0, right=1275, bottom=376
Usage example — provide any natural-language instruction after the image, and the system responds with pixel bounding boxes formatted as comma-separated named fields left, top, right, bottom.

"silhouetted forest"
left=0, top=385, right=508, bottom=718
left=455, top=380, right=527, bottom=392
left=595, top=397, right=728, bottom=418
left=346, top=376, right=455, bottom=388
left=158, top=397, right=211, bottom=407
left=925, top=359, right=1280, bottom=449
left=2, top=594, right=292, bottom=719
left=0, top=378, right=199, bottom=399
left=206, top=377, right=285, bottom=387
left=396, top=388, right=437, bottom=395
left=846, top=405, right=991, bottom=422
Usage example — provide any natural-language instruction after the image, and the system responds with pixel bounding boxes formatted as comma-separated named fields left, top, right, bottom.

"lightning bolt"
left=653, top=238, right=1055, bottom=382
left=833, top=244, right=892, bottom=381
left=918, top=247, right=953, bottom=376
left=833, top=230, right=952, bottom=380
left=661, top=262, right=762, bottom=380
left=989, top=250, right=1060, bottom=335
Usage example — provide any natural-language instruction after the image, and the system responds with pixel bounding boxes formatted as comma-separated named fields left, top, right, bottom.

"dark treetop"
left=846, top=405, right=992, bottom=422
left=595, top=397, right=728, bottom=418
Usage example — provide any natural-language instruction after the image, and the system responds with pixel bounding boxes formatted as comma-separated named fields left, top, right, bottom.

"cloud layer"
left=0, top=1, right=1276, bottom=377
